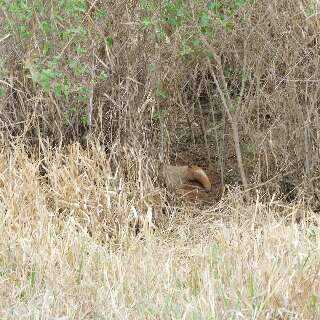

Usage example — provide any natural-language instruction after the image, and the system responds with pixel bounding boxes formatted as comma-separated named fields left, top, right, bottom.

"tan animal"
left=160, top=164, right=211, bottom=192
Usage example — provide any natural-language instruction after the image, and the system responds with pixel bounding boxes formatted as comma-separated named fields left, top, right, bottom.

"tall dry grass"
left=0, top=145, right=320, bottom=319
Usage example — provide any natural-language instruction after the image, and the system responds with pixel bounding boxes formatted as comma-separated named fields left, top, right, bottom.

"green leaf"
left=30, top=270, right=36, bottom=288
left=142, top=17, right=153, bottom=29
left=199, top=12, right=209, bottom=28
left=106, top=35, right=113, bottom=48
left=19, top=25, right=32, bottom=39
left=68, top=60, right=87, bottom=76
left=80, top=114, right=89, bottom=126
left=96, top=9, right=108, bottom=18
left=208, top=2, right=222, bottom=11
left=40, top=20, right=51, bottom=34
left=98, top=71, right=108, bottom=81
left=31, top=68, right=58, bottom=91
left=0, top=87, right=5, bottom=97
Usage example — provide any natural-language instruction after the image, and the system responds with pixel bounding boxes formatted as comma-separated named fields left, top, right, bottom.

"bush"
left=1, top=0, right=320, bottom=200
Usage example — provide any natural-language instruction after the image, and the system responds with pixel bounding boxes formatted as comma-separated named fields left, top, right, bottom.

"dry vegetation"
left=1, top=145, right=320, bottom=319
left=1, top=0, right=320, bottom=318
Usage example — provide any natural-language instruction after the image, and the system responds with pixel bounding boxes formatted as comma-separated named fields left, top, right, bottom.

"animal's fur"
left=160, top=164, right=211, bottom=192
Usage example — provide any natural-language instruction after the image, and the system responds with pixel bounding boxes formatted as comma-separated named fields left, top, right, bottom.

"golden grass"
left=0, top=145, right=319, bottom=319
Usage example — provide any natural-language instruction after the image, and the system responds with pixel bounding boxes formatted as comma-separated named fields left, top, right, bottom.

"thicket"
left=1, top=0, right=320, bottom=203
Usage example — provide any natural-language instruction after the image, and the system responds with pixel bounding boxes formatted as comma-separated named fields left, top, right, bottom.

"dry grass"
left=0, top=145, right=319, bottom=319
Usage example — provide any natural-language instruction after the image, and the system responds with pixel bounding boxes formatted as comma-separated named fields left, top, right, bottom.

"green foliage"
left=142, top=16, right=153, bottom=30
left=59, top=0, right=87, bottom=15
left=139, top=0, right=252, bottom=59
left=68, top=60, right=88, bottom=77
left=140, top=0, right=188, bottom=37
left=96, top=8, right=108, bottom=19
left=0, top=0, right=253, bottom=134
left=106, top=35, right=114, bottom=48
left=0, top=0, right=103, bottom=129
left=54, top=80, right=71, bottom=98
left=8, top=0, right=33, bottom=21
left=80, top=114, right=89, bottom=126
left=39, top=20, right=53, bottom=34
left=199, top=10, right=210, bottom=32
left=0, top=87, right=5, bottom=97
left=305, top=0, right=318, bottom=17
left=163, top=0, right=185, bottom=27
left=29, top=270, right=36, bottom=288
left=97, top=71, right=108, bottom=81
left=247, top=272, right=255, bottom=300
left=308, top=294, right=318, bottom=314
left=31, top=67, right=60, bottom=91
